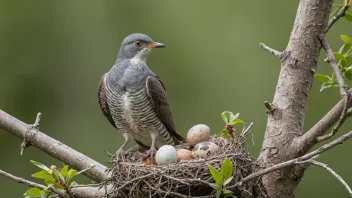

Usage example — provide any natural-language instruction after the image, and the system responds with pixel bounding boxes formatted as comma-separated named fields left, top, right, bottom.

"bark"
left=257, top=0, right=333, bottom=197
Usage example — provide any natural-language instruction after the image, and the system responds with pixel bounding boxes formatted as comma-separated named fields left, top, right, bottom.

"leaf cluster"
left=316, top=35, right=352, bottom=91
left=217, top=111, right=244, bottom=139
left=24, top=160, right=91, bottom=198
left=207, top=158, right=237, bottom=198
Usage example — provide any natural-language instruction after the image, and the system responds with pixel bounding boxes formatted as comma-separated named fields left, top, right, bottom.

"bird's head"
left=117, top=33, right=165, bottom=64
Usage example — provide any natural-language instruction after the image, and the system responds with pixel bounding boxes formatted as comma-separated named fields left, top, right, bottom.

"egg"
left=177, top=149, right=193, bottom=161
left=192, top=141, right=219, bottom=158
left=187, top=124, right=211, bottom=146
left=155, top=145, right=178, bottom=165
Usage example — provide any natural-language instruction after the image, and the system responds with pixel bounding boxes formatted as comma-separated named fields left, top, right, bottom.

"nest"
left=101, top=136, right=268, bottom=198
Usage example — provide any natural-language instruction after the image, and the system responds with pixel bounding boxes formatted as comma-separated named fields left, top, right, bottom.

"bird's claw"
left=144, top=147, right=157, bottom=165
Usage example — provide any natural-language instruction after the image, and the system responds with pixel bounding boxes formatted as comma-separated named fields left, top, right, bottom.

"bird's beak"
left=147, top=42, right=165, bottom=48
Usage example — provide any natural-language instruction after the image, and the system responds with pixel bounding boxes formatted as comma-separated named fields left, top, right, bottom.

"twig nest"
left=177, top=149, right=193, bottom=161
left=155, top=145, right=177, bottom=165
left=192, top=141, right=219, bottom=158
left=187, top=124, right=211, bottom=146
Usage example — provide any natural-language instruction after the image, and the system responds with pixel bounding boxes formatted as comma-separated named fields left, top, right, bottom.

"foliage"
left=316, top=1, right=352, bottom=91
left=23, top=160, right=92, bottom=198
left=217, top=111, right=244, bottom=139
left=207, top=158, right=237, bottom=198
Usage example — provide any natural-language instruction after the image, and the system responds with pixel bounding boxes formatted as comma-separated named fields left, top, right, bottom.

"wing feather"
left=98, top=73, right=117, bottom=128
left=146, top=76, right=185, bottom=144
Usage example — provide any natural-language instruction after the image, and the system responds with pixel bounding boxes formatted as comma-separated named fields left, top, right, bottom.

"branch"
left=232, top=129, right=352, bottom=188
left=310, top=160, right=352, bottom=196
left=259, top=43, right=282, bottom=57
left=0, top=110, right=108, bottom=182
left=317, top=94, right=351, bottom=142
left=327, top=0, right=351, bottom=32
left=320, top=36, right=348, bottom=96
left=297, top=89, right=352, bottom=153
left=0, top=169, right=68, bottom=198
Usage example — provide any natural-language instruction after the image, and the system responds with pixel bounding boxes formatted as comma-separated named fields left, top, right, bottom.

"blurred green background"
left=0, top=1, right=351, bottom=197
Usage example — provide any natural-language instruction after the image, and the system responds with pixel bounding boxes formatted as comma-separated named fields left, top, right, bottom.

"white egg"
left=156, top=145, right=178, bottom=165
left=192, top=141, right=219, bottom=158
left=187, top=124, right=211, bottom=146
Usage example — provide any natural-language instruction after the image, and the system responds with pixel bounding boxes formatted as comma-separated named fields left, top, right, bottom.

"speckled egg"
left=187, top=124, right=211, bottom=146
left=177, top=149, right=193, bottom=161
left=156, top=145, right=178, bottom=165
left=192, top=141, right=219, bottom=158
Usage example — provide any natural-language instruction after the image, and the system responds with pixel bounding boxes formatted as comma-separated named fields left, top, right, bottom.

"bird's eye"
left=133, top=40, right=143, bottom=47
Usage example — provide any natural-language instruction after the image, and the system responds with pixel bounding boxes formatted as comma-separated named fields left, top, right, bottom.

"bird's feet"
left=144, top=146, right=157, bottom=165
left=104, top=149, right=125, bottom=162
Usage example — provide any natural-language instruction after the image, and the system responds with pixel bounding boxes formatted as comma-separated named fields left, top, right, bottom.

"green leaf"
left=30, top=160, right=51, bottom=172
left=53, top=169, right=65, bottom=185
left=345, top=53, right=352, bottom=64
left=221, top=111, right=239, bottom=124
left=339, top=59, right=348, bottom=68
left=221, top=158, right=233, bottom=180
left=66, top=169, right=78, bottom=186
left=345, top=67, right=352, bottom=80
left=31, top=170, right=53, bottom=180
left=223, top=176, right=234, bottom=186
left=45, top=179, right=55, bottom=186
left=315, top=74, right=332, bottom=83
left=223, top=189, right=234, bottom=195
left=40, top=190, right=46, bottom=198
left=209, top=183, right=222, bottom=191
left=60, top=165, right=69, bottom=177
left=217, top=129, right=231, bottom=140
left=24, top=188, right=42, bottom=196
left=216, top=191, right=221, bottom=198
left=341, top=35, right=352, bottom=44
left=320, top=83, right=332, bottom=92
left=334, top=52, right=345, bottom=60
left=207, top=163, right=224, bottom=185
left=339, top=43, right=351, bottom=55
left=232, top=119, right=245, bottom=126
left=345, top=13, right=352, bottom=22
left=332, top=73, right=336, bottom=83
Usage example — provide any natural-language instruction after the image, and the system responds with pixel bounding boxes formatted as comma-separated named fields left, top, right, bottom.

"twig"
left=310, top=160, right=352, bottom=196
left=259, top=43, right=282, bottom=57
left=0, top=110, right=108, bottom=182
left=0, top=169, right=69, bottom=198
left=230, top=129, right=352, bottom=189
left=20, top=112, right=41, bottom=155
left=264, top=101, right=275, bottom=114
left=327, top=0, right=351, bottom=32
left=297, top=90, right=352, bottom=153
left=317, top=94, right=351, bottom=142
left=320, top=35, right=348, bottom=96
left=240, top=122, right=254, bottom=138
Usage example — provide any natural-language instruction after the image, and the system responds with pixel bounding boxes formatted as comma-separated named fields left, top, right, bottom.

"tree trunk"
left=257, top=0, right=333, bottom=197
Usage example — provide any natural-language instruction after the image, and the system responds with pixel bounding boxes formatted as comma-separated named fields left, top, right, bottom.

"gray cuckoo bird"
left=98, top=33, right=184, bottom=163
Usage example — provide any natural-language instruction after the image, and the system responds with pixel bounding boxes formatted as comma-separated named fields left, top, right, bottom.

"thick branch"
left=234, top=129, right=352, bottom=189
left=297, top=90, right=352, bottom=153
left=0, top=110, right=108, bottom=182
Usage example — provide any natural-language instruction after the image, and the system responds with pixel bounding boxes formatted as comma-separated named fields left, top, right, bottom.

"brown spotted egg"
left=187, top=124, right=210, bottom=146
left=192, top=141, right=219, bottom=158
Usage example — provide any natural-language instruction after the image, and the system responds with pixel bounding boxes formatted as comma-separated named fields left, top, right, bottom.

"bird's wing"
left=146, top=76, right=185, bottom=144
left=98, top=73, right=117, bottom=128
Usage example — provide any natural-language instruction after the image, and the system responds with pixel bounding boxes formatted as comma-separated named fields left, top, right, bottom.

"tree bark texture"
left=257, top=0, right=333, bottom=197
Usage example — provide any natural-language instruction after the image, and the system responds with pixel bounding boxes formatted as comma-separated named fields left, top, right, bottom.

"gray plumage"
left=98, top=33, right=184, bottom=160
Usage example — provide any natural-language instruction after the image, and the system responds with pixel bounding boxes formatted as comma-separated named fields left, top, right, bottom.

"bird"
left=98, top=33, right=185, bottom=163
